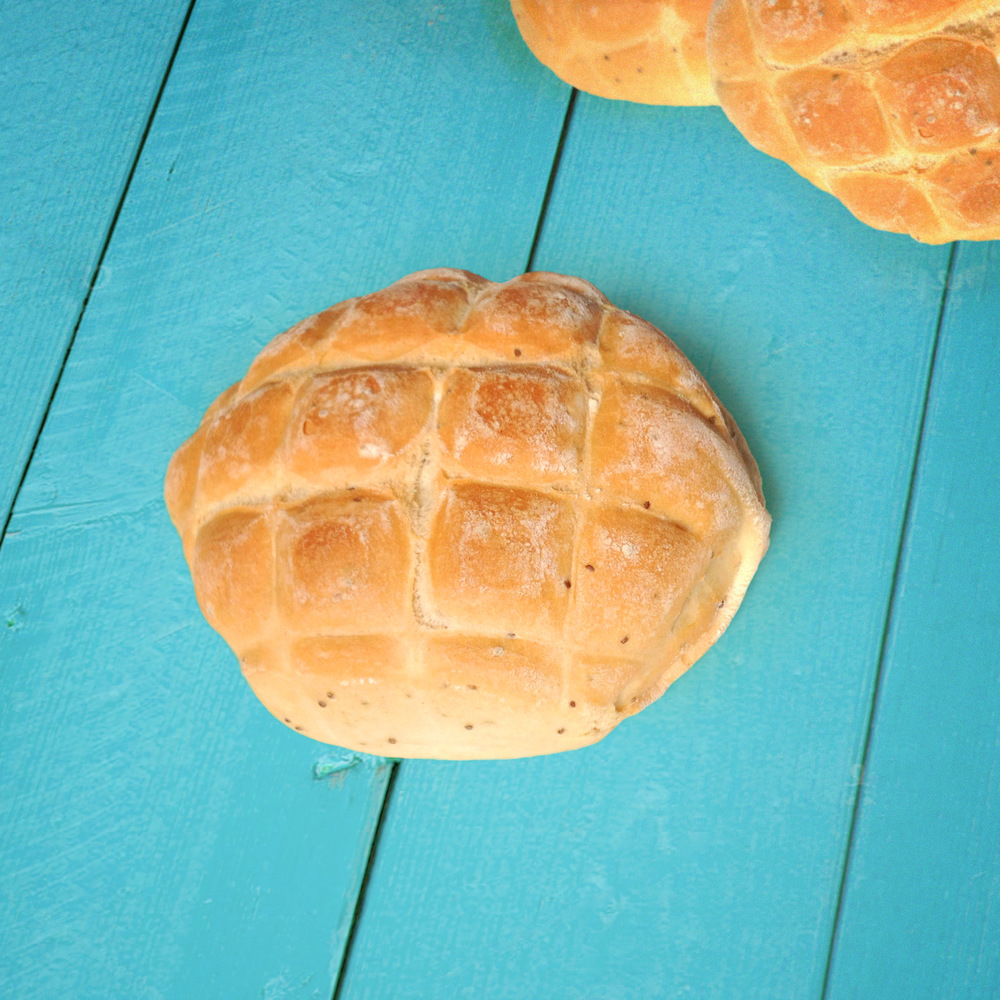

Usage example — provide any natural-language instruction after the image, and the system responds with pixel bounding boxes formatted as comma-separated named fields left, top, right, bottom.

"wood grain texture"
left=0, top=0, right=568, bottom=996
left=825, top=241, right=1000, bottom=1000
left=0, top=1, right=190, bottom=527
left=335, top=99, right=953, bottom=1000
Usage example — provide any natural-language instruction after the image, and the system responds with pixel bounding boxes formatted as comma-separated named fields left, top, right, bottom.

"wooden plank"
left=0, top=0, right=190, bottom=526
left=824, top=240, right=1000, bottom=1000
left=335, top=98, right=953, bottom=999
left=0, top=1, right=569, bottom=996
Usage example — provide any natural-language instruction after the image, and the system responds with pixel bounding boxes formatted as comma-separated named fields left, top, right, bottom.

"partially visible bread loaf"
left=511, top=0, right=717, bottom=105
left=165, top=269, right=769, bottom=759
left=707, top=0, right=1000, bottom=242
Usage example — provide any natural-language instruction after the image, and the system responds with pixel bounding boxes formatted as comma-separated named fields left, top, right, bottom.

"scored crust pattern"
left=707, top=0, right=1000, bottom=242
left=510, top=0, right=718, bottom=106
left=165, top=269, right=769, bottom=759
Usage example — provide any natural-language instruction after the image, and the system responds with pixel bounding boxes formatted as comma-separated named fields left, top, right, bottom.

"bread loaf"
left=165, top=269, right=769, bottom=759
left=707, top=0, right=1000, bottom=242
left=511, top=0, right=718, bottom=105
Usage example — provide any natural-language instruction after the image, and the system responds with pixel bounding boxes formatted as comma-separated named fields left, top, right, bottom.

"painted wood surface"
left=0, top=1, right=567, bottom=996
left=825, top=241, right=1000, bottom=1000
left=0, top=1, right=190, bottom=526
left=2, top=1, right=999, bottom=998
left=334, top=98, right=957, bottom=999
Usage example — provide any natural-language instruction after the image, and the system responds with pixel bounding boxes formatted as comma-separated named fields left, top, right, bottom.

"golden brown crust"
left=437, top=365, right=587, bottom=484
left=510, top=0, right=718, bottom=106
left=165, top=269, right=770, bottom=759
left=428, top=482, right=577, bottom=635
left=707, top=0, right=1000, bottom=242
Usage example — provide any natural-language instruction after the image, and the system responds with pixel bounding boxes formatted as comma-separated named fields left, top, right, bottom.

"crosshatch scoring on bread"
left=707, top=0, right=1000, bottom=242
left=164, top=269, right=770, bottom=759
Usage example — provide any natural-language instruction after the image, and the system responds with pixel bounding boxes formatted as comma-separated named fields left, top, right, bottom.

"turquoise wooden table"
left=2, top=2, right=998, bottom=997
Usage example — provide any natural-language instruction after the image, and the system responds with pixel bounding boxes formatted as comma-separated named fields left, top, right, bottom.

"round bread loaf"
left=707, top=0, right=1000, bottom=242
left=511, top=0, right=717, bottom=105
left=164, top=269, right=769, bottom=759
